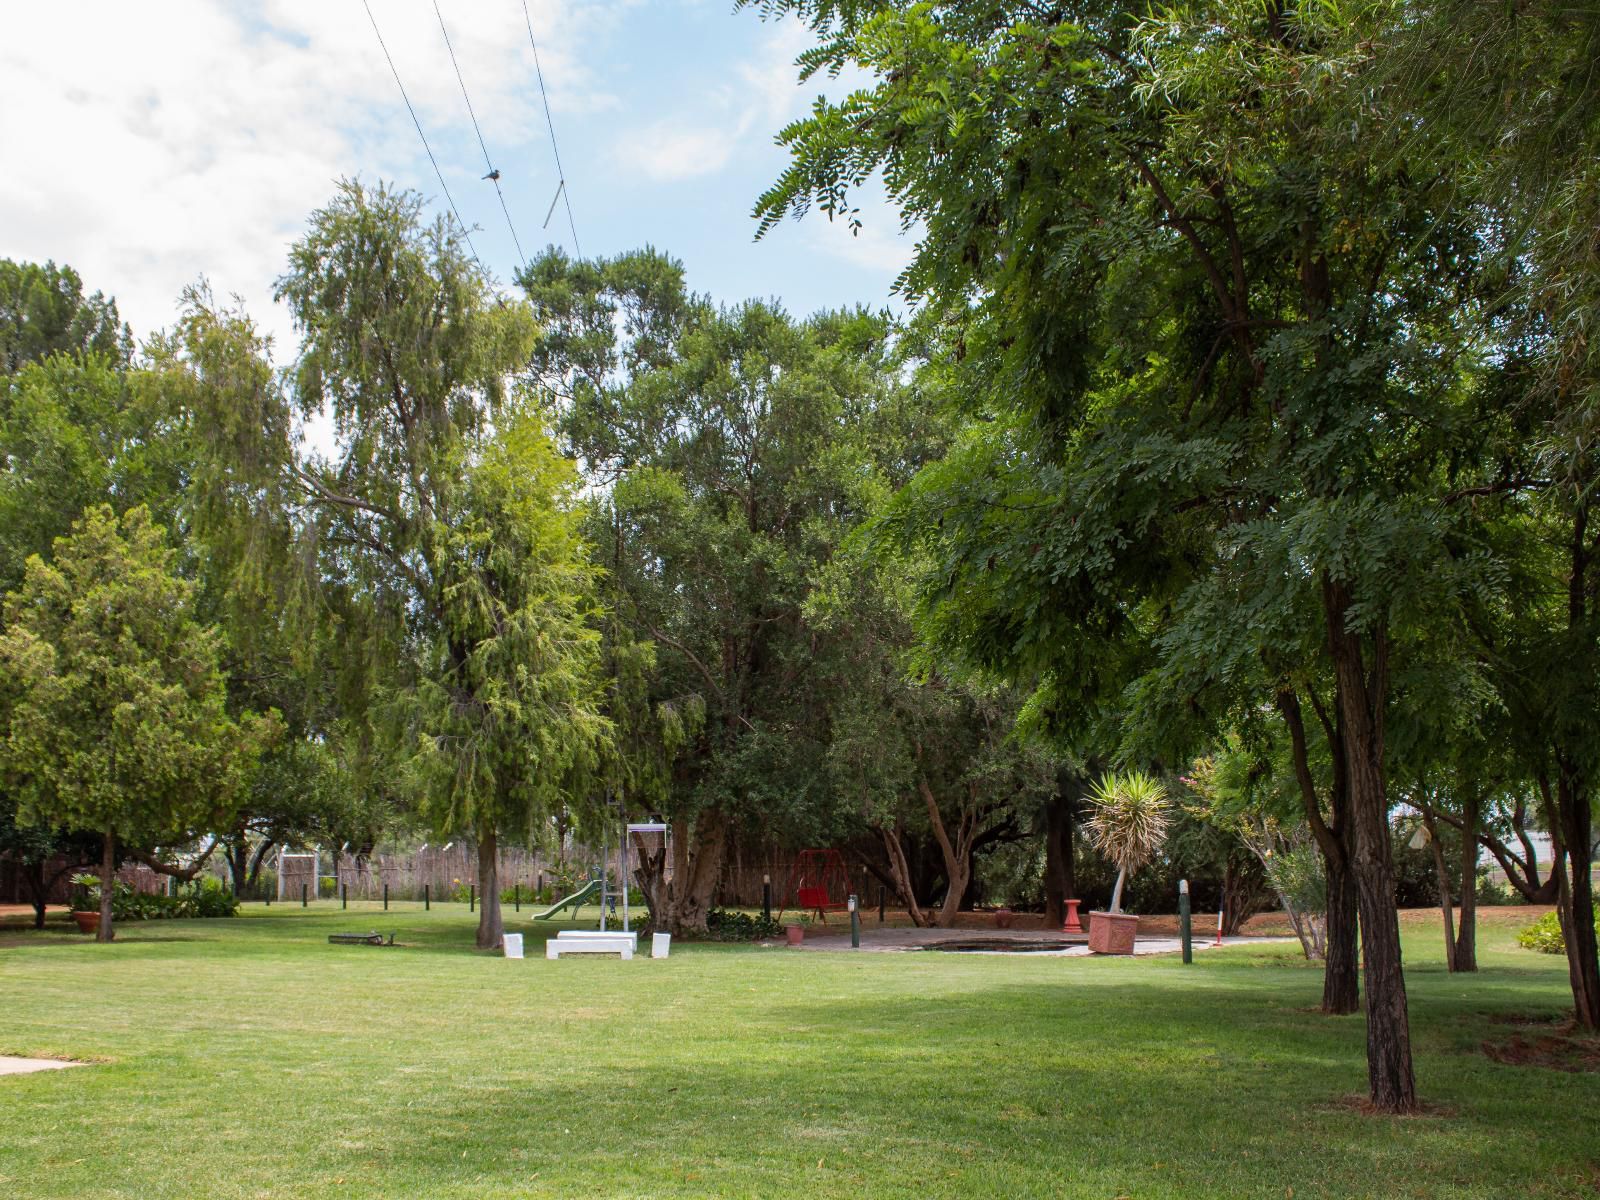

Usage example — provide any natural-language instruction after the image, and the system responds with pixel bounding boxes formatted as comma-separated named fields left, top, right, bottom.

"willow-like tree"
left=0, top=506, right=274, bottom=941
left=273, top=182, right=608, bottom=949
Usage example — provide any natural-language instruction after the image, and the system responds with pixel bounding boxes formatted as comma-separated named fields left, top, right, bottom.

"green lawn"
left=1, top=904, right=1595, bottom=1199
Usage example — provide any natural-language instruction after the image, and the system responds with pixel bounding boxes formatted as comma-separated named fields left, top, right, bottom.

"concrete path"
left=796, top=925, right=1293, bottom=955
left=0, top=1056, right=83, bottom=1076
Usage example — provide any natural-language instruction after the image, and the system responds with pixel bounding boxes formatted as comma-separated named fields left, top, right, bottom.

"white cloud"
left=613, top=125, right=736, bottom=183
left=0, top=0, right=616, bottom=355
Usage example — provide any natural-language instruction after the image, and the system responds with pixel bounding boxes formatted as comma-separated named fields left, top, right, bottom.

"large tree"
left=748, top=0, right=1504, bottom=1110
left=523, top=248, right=923, bottom=933
left=269, top=181, right=608, bottom=949
left=0, top=506, right=274, bottom=940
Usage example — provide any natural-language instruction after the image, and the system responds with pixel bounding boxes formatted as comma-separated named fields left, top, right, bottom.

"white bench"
left=547, top=931, right=636, bottom=959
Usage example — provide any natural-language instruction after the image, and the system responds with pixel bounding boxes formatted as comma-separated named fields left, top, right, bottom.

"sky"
left=0, top=0, right=915, bottom=361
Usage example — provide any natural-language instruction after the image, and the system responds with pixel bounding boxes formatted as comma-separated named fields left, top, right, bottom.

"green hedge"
left=1517, top=909, right=1600, bottom=955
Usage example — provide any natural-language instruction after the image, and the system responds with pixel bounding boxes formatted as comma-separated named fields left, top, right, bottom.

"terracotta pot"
left=71, top=910, right=100, bottom=935
left=1086, top=910, right=1139, bottom=955
left=786, top=924, right=805, bottom=946
left=993, top=908, right=1014, bottom=929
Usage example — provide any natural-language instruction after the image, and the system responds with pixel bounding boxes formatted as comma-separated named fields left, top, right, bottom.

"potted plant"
left=69, top=873, right=102, bottom=935
left=994, top=906, right=1015, bottom=929
left=785, top=914, right=810, bottom=946
left=1085, top=770, right=1172, bottom=954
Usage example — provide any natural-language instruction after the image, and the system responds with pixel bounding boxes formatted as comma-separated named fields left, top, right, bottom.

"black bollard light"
left=425, top=884, right=430, bottom=911
left=514, top=884, right=520, bottom=912
left=383, top=884, right=389, bottom=911
left=301, top=883, right=307, bottom=908
left=1179, top=879, right=1192, bottom=965
left=762, top=873, right=772, bottom=923
left=342, top=884, right=347, bottom=910
left=849, top=893, right=860, bottom=949
left=470, top=885, right=475, bottom=913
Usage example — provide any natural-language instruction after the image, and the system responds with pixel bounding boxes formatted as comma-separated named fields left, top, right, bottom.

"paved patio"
left=0, top=1056, right=84, bottom=1076
left=794, top=925, right=1292, bottom=955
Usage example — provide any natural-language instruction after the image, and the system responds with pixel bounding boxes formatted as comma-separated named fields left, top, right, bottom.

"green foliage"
left=1517, top=909, right=1600, bottom=956
left=704, top=908, right=785, bottom=941
left=0, top=259, right=130, bottom=375
left=68, top=873, right=239, bottom=921
left=0, top=506, right=277, bottom=853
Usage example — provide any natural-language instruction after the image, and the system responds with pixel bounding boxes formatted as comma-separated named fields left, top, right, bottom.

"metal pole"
left=301, top=883, right=307, bottom=908
left=849, top=894, right=860, bottom=948
left=470, top=884, right=475, bottom=912
left=622, top=823, right=630, bottom=934
left=342, top=884, right=347, bottom=911
left=383, top=884, right=388, bottom=911
left=425, top=884, right=430, bottom=911
left=762, top=874, right=771, bottom=922
left=878, top=886, right=886, bottom=923
left=1179, top=879, right=1192, bottom=964
left=514, top=883, right=520, bottom=912
left=600, top=822, right=608, bottom=932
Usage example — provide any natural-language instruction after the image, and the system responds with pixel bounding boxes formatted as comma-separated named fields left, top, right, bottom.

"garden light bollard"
left=1179, top=879, right=1191, bottom=964
left=425, top=884, right=430, bottom=911
left=878, top=886, right=886, bottom=923
left=342, top=884, right=347, bottom=910
left=383, top=884, right=388, bottom=911
left=514, top=884, right=520, bottom=912
left=762, top=873, right=771, bottom=923
left=470, top=885, right=475, bottom=913
left=848, top=893, right=860, bottom=949
left=1215, top=904, right=1224, bottom=946
left=301, top=884, right=307, bottom=908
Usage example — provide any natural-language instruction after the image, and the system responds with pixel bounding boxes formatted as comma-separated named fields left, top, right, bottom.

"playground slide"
left=531, top=878, right=603, bottom=921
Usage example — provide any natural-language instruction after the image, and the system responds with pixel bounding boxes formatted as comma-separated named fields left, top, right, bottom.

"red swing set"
left=781, top=848, right=853, bottom=922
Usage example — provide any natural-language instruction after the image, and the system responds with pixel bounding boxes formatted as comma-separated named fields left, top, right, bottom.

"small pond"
left=922, top=938, right=1076, bottom=954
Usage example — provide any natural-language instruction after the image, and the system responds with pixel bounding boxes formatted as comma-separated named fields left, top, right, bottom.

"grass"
left=1, top=903, right=1596, bottom=1199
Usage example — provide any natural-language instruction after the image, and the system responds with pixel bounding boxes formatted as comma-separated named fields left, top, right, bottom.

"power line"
left=521, top=0, right=581, bottom=257
left=360, top=0, right=481, bottom=265
left=432, top=1, right=527, bottom=271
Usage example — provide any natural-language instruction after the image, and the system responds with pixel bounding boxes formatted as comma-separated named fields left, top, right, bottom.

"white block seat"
left=547, top=931, right=636, bottom=959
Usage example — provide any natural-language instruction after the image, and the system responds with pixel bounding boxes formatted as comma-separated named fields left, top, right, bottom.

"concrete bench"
left=547, top=934, right=634, bottom=960
left=555, top=930, right=638, bottom=951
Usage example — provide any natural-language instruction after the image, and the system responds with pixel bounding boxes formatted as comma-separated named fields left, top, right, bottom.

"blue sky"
left=0, top=1, right=913, bottom=357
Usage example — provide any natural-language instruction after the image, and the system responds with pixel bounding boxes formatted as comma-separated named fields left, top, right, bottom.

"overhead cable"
left=432, top=1, right=528, bottom=270
left=360, top=0, right=481, bottom=265
left=520, top=0, right=582, bottom=257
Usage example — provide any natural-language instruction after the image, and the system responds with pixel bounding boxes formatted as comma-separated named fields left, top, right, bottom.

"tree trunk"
left=660, top=808, right=726, bottom=936
left=98, top=829, right=115, bottom=943
left=1421, top=807, right=1459, bottom=972
left=1556, top=767, right=1600, bottom=1028
left=921, top=778, right=978, bottom=927
left=1323, top=855, right=1360, bottom=1013
left=227, top=840, right=249, bottom=897
left=1275, top=686, right=1358, bottom=1012
left=1455, top=794, right=1478, bottom=972
left=1042, top=781, right=1078, bottom=926
left=1325, top=579, right=1416, bottom=1112
left=475, top=825, right=503, bottom=950
left=25, top=859, right=48, bottom=930
left=879, top=821, right=931, bottom=927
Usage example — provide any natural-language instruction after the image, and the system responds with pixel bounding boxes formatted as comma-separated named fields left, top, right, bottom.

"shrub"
left=705, top=909, right=784, bottom=941
left=1517, top=909, right=1600, bottom=955
left=70, top=873, right=238, bottom=920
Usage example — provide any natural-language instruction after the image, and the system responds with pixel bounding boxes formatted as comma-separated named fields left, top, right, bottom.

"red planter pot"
left=786, top=924, right=805, bottom=946
left=71, top=911, right=100, bottom=935
left=1087, top=910, right=1139, bottom=955
left=993, top=908, right=1015, bottom=929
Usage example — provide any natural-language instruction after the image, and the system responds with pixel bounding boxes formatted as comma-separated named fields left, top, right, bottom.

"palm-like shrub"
left=1086, top=770, right=1172, bottom=914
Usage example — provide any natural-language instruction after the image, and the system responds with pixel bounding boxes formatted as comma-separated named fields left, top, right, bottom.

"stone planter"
left=993, top=908, right=1015, bottom=929
left=1087, top=910, right=1139, bottom=955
